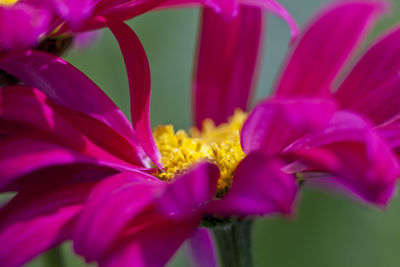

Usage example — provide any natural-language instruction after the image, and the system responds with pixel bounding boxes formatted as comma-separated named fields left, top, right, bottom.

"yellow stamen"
left=153, top=110, right=247, bottom=195
left=0, top=0, right=18, bottom=6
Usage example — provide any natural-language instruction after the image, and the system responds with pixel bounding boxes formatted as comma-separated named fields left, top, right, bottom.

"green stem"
left=212, top=219, right=253, bottom=267
left=42, top=246, right=65, bottom=267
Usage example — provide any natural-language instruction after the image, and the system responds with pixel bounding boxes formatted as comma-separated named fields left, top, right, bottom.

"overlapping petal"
left=208, top=153, right=298, bottom=216
left=0, top=85, right=144, bottom=167
left=241, top=98, right=336, bottom=155
left=335, top=26, right=400, bottom=124
left=186, top=228, right=218, bottom=267
left=0, top=182, right=95, bottom=267
left=74, top=163, right=219, bottom=266
left=285, top=112, right=399, bottom=206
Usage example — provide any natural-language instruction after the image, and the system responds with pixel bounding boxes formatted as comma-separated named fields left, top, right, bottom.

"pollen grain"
left=153, top=110, right=247, bottom=194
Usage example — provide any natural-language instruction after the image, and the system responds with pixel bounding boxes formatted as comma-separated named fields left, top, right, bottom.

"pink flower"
left=0, top=1, right=397, bottom=266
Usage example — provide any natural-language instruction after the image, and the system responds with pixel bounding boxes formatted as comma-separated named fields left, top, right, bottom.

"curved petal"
left=186, top=228, right=218, bottom=267
left=286, top=111, right=399, bottom=206
left=0, top=182, right=95, bottom=267
left=194, top=6, right=264, bottom=127
left=73, top=171, right=163, bottom=262
left=207, top=152, right=298, bottom=216
left=0, top=50, right=139, bottom=146
left=0, top=85, right=145, bottom=167
left=335, top=26, right=400, bottom=124
left=100, top=211, right=201, bottom=267
left=274, top=1, right=387, bottom=98
left=241, top=98, right=336, bottom=155
left=106, top=18, right=162, bottom=168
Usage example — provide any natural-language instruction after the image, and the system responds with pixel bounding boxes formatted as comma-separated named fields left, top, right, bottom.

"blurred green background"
left=25, top=0, right=400, bottom=266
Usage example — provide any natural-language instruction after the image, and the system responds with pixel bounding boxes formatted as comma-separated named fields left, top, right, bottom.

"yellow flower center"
left=153, top=110, right=247, bottom=195
left=0, top=0, right=18, bottom=6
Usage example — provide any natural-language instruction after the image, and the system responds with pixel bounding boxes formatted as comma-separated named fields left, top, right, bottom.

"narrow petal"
left=286, top=111, right=399, bottom=206
left=106, top=18, right=162, bottom=168
left=241, top=98, right=336, bottom=155
left=274, top=1, right=386, bottom=97
left=335, top=26, right=400, bottom=124
left=0, top=85, right=145, bottom=167
left=0, top=50, right=138, bottom=145
left=194, top=6, right=264, bottom=127
left=0, top=182, right=95, bottom=267
left=186, top=228, right=218, bottom=267
left=207, top=152, right=298, bottom=216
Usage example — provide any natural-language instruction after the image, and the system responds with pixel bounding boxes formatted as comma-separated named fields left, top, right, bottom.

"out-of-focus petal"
left=0, top=182, right=95, bottom=267
left=186, top=228, right=218, bottom=267
left=286, top=111, right=399, bottom=206
left=0, top=4, right=51, bottom=51
left=0, top=138, right=136, bottom=190
left=95, top=0, right=166, bottom=21
left=100, top=211, right=201, bottom=267
left=75, top=163, right=218, bottom=266
left=275, top=1, right=386, bottom=98
left=0, top=50, right=139, bottom=146
left=73, top=171, right=162, bottom=262
left=0, top=85, right=145, bottom=167
left=194, top=7, right=263, bottom=127
left=335, top=26, right=400, bottom=124
left=241, top=98, right=336, bottom=155
left=106, top=18, right=162, bottom=168
left=376, top=117, right=400, bottom=153
left=207, top=152, right=298, bottom=215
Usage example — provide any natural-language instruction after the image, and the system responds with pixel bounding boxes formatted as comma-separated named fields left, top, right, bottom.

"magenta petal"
left=186, top=228, right=218, bottom=267
left=194, top=7, right=263, bottom=127
left=106, top=18, right=162, bottom=168
left=335, top=26, right=400, bottom=124
left=287, top=112, right=399, bottom=206
left=207, top=152, right=298, bottom=216
left=241, top=98, right=336, bottom=155
left=100, top=211, right=201, bottom=267
left=0, top=85, right=145, bottom=167
left=0, top=138, right=102, bottom=190
left=0, top=182, right=95, bottom=267
left=274, top=1, right=386, bottom=98
left=96, top=0, right=166, bottom=20
left=73, top=171, right=162, bottom=262
left=157, top=162, right=220, bottom=217
left=0, top=50, right=138, bottom=144
left=0, top=4, right=51, bottom=51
